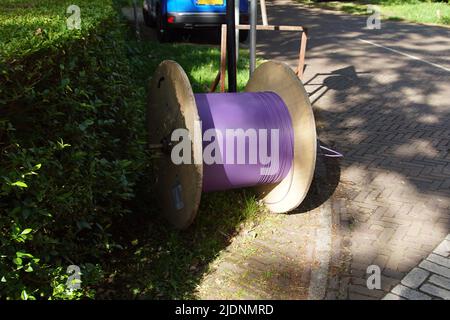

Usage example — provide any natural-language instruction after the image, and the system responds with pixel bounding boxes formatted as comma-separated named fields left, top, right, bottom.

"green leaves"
left=56, top=139, right=71, bottom=150
left=10, top=181, right=28, bottom=188
left=11, top=227, right=34, bottom=243
left=20, top=229, right=32, bottom=235
left=12, top=251, right=38, bottom=274
left=0, top=0, right=116, bottom=63
left=78, top=119, right=94, bottom=131
left=20, top=290, right=28, bottom=300
left=1, top=0, right=148, bottom=300
left=76, top=220, right=92, bottom=231
left=5, top=163, right=42, bottom=190
left=13, top=257, right=22, bottom=267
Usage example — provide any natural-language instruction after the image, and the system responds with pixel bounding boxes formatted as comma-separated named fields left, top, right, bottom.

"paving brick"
left=420, top=283, right=450, bottom=300
left=378, top=228, right=397, bottom=243
left=350, top=268, right=366, bottom=278
left=426, top=253, right=450, bottom=268
left=382, top=293, right=405, bottom=300
left=391, top=284, right=432, bottom=300
left=372, top=255, right=389, bottom=270
left=419, top=260, right=450, bottom=278
left=428, top=274, right=450, bottom=291
left=351, top=277, right=367, bottom=287
left=421, top=244, right=437, bottom=253
left=407, top=222, right=422, bottom=237
left=398, top=257, right=422, bottom=273
left=349, top=284, right=385, bottom=298
left=348, top=292, right=374, bottom=300
left=433, top=240, right=450, bottom=257
left=400, top=268, right=430, bottom=289
left=325, top=290, right=338, bottom=300
left=382, top=268, right=405, bottom=280
left=338, top=276, right=350, bottom=299
left=380, top=276, right=400, bottom=292
left=353, top=252, right=377, bottom=265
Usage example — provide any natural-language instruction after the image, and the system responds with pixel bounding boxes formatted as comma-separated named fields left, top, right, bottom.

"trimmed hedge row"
left=0, top=1, right=148, bottom=299
left=0, top=0, right=116, bottom=61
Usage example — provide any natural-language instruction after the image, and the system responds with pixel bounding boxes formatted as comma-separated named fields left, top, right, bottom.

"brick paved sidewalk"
left=257, top=0, right=450, bottom=299
left=384, top=235, right=450, bottom=300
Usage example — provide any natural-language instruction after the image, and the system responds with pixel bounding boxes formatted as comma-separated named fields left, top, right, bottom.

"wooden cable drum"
left=147, top=60, right=317, bottom=229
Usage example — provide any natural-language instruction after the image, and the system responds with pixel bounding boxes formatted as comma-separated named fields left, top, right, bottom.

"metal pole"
left=249, top=0, right=257, bottom=76
left=226, top=0, right=237, bottom=92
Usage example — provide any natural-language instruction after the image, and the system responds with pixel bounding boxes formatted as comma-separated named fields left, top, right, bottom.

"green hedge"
left=0, top=0, right=116, bottom=61
left=0, top=1, right=147, bottom=299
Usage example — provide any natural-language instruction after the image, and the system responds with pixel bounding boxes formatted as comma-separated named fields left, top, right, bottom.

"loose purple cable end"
left=319, top=144, right=344, bottom=158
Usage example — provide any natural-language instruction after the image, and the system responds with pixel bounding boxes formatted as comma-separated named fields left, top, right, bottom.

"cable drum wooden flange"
left=147, top=60, right=317, bottom=229
left=147, top=60, right=203, bottom=229
left=245, top=61, right=317, bottom=213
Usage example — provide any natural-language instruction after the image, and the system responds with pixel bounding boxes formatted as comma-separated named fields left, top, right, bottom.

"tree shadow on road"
left=254, top=0, right=450, bottom=298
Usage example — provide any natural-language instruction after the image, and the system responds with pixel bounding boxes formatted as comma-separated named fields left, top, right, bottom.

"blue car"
left=143, top=0, right=249, bottom=42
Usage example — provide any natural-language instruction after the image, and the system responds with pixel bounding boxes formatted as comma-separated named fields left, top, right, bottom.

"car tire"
left=143, top=8, right=156, bottom=27
left=239, top=30, right=249, bottom=43
left=156, top=9, right=172, bottom=43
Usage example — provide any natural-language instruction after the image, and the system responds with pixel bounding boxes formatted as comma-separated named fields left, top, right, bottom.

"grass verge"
left=298, top=0, right=450, bottom=26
